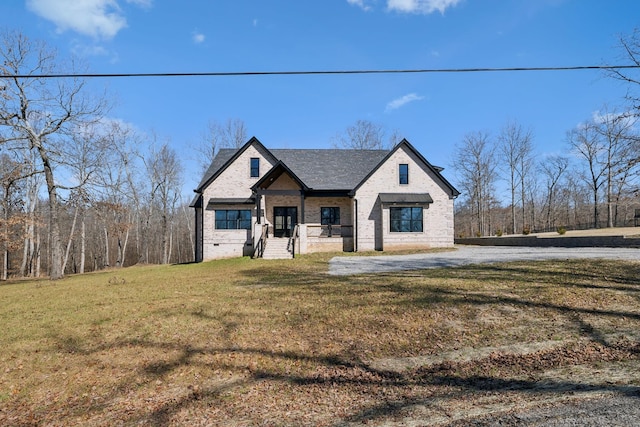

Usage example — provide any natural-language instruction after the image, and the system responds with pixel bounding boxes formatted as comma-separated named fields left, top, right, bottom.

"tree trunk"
left=2, top=188, right=8, bottom=280
left=182, top=204, right=195, bottom=261
left=80, top=218, right=85, bottom=274
left=103, top=226, right=110, bottom=268
left=62, top=205, right=79, bottom=273
left=39, top=149, right=64, bottom=280
left=161, top=213, right=169, bottom=264
left=34, top=229, right=41, bottom=278
left=120, top=226, right=130, bottom=267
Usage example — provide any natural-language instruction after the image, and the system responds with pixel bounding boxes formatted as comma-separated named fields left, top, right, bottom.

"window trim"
left=320, top=207, right=340, bottom=225
left=399, top=163, right=409, bottom=185
left=250, top=157, right=260, bottom=178
left=215, top=209, right=252, bottom=230
left=389, top=206, right=423, bottom=233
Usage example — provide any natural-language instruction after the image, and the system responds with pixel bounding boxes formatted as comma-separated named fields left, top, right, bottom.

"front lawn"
left=1, top=254, right=639, bottom=426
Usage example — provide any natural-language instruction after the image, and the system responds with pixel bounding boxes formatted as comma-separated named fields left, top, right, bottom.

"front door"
left=273, top=207, right=297, bottom=237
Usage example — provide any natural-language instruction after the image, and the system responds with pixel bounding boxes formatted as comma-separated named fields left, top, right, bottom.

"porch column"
left=300, top=191, right=306, bottom=224
left=256, top=194, right=262, bottom=224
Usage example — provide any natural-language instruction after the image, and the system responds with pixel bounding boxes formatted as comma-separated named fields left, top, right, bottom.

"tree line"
left=0, top=29, right=401, bottom=280
left=3, top=27, right=640, bottom=279
left=0, top=30, right=190, bottom=280
left=453, top=30, right=640, bottom=238
left=453, top=113, right=640, bottom=238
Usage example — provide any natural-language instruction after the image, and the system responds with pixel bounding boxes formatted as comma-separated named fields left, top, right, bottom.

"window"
left=250, top=158, right=260, bottom=177
left=390, top=207, right=423, bottom=232
left=215, top=210, right=251, bottom=230
left=321, top=207, right=340, bottom=225
left=399, top=164, right=409, bottom=185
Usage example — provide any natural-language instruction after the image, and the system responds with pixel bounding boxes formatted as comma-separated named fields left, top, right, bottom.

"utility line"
left=1, top=64, right=640, bottom=79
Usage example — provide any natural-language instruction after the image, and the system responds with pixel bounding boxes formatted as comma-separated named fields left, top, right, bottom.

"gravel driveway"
left=328, top=245, right=640, bottom=275
left=330, top=246, right=640, bottom=425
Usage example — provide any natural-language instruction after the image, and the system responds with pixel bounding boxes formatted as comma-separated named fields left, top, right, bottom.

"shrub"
left=495, top=229, right=503, bottom=237
left=557, top=226, right=567, bottom=235
left=522, top=226, right=531, bottom=235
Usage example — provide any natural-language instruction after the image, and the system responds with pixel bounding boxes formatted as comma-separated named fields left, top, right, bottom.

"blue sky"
left=4, top=0, right=640, bottom=197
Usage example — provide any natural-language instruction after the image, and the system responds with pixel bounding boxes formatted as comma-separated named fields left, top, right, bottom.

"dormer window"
left=399, top=164, right=408, bottom=185
left=250, top=158, right=260, bottom=177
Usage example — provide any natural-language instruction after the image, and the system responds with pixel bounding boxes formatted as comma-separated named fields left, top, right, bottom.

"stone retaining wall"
left=455, top=235, right=640, bottom=248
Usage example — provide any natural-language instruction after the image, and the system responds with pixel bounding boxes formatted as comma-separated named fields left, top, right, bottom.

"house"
left=190, top=137, right=460, bottom=261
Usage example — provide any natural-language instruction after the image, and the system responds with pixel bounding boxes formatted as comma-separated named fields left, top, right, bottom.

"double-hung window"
left=399, top=164, right=409, bottom=185
left=250, top=158, right=260, bottom=178
left=390, top=207, right=423, bottom=232
left=215, top=210, right=251, bottom=230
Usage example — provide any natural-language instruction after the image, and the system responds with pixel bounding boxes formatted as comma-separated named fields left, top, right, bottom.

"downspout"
left=354, top=198, right=358, bottom=252
left=194, top=194, right=201, bottom=263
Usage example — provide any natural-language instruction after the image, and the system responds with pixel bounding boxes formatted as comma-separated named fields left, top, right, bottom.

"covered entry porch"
left=251, top=163, right=355, bottom=257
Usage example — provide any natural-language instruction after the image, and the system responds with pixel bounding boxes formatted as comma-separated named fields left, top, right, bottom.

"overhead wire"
left=2, top=64, right=640, bottom=79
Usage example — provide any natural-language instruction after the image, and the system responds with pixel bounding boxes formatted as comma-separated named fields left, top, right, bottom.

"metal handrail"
left=252, top=223, right=269, bottom=258
left=288, top=224, right=300, bottom=258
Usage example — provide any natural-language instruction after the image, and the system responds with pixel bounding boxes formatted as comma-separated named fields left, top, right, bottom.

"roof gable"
left=352, top=139, right=460, bottom=197
left=194, top=137, right=459, bottom=196
left=252, top=160, right=309, bottom=191
left=194, top=136, right=276, bottom=192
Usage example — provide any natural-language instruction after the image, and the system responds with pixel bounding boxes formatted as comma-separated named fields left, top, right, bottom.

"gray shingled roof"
left=269, top=149, right=388, bottom=190
left=194, top=138, right=459, bottom=198
left=196, top=147, right=389, bottom=192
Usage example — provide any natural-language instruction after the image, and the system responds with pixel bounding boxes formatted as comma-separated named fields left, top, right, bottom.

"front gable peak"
left=194, top=136, right=277, bottom=193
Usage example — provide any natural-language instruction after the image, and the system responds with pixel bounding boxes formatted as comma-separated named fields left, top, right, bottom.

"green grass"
left=1, top=253, right=640, bottom=426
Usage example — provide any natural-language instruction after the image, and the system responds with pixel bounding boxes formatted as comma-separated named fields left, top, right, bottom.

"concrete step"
left=261, top=238, right=293, bottom=259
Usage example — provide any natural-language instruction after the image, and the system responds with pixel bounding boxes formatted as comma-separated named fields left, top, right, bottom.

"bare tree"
left=497, top=120, right=534, bottom=234
left=17, top=149, right=42, bottom=277
left=592, top=105, right=639, bottom=227
left=567, top=119, right=607, bottom=228
left=539, top=155, right=569, bottom=230
left=453, top=131, right=498, bottom=236
left=0, top=153, right=26, bottom=280
left=332, top=119, right=394, bottom=150
left=146, top=143, right=182, bottom=264
left=609, top=29, right=640, bottom=111
left=0, top=30, right=107, bottom=279
left=195, top=118, right=247, bottom=172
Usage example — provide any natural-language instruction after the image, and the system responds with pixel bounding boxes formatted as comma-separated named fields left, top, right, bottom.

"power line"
left=1, top=64, right=639, bottom=79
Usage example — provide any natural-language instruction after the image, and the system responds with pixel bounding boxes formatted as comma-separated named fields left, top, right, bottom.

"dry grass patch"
left=1, top=256, right=639, bottom=426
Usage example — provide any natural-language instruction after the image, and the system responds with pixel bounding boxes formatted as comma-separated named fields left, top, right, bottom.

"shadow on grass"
left=38, top=331, right=640, bottom=426
left=10, top=259, right=640, bottom=426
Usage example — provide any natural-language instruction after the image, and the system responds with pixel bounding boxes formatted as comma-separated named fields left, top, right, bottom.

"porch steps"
left=261, top=238, right=293, bottom=259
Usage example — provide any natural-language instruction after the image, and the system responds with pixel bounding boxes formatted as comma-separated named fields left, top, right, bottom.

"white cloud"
left=387, top=0, right=462, bottom=14
left=592, top=109, right=637, bottom=129
left=347, top=0, right=372, bottom=11
left=26, top=0, right=152, bottom=39
left=193, top=32, right=205, bottom=44
left=385, top=93, right=425, bottom=112
left=126, top=0, right=152, bottom=7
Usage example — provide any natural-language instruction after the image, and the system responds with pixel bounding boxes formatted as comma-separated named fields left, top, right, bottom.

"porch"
left=253, top=223, right=354, bottom=259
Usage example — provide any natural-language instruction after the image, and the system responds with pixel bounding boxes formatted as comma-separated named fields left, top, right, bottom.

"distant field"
left=1, top=252, right=639, bottom=426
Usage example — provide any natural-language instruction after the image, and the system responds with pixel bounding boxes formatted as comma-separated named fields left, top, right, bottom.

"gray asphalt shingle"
left=197, top=147, right=389, bottom=191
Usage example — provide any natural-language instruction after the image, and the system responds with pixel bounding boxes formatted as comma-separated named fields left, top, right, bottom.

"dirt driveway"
left=329, top=246, right=640, bottom=276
